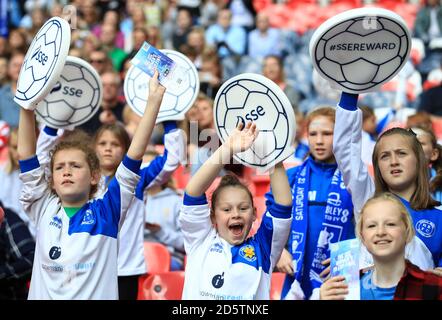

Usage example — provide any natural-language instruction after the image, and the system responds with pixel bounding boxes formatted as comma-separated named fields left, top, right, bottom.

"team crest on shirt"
left=81, top=209, right=95, bottom=225
left=210, top=243, right=224, bottom=253
left=239, top=245, right=257, bottom=262
left=49, top=216, right=62, bottom=229
left=415, top=220, right=435, bottom=238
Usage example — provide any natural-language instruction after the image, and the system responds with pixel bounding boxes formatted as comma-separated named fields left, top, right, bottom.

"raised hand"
left=225, top=122, right=259, bottom=155
left=148, top=70, right=166, bottom=106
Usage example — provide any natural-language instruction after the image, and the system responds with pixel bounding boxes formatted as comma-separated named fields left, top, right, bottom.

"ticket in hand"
left=131, top=41, right=183, bottom=89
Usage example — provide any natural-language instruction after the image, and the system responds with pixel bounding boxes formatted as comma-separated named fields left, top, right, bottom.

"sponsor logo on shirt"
left=239, top=244, right=257, bottom=262
left=49, top=246, right=61, bottom=260
left=212, top=272, right=224, bottom=289
left=49, top=216, right=62, bottom=229
left=209, top=243, right=224, bottom=253
left=81, top=209, right=95, bottom=225
left=415, top=219, right=435, bottom=238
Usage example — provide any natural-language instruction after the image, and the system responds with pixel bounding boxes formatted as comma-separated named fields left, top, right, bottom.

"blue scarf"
left=290, top=159, right=354, bottom=290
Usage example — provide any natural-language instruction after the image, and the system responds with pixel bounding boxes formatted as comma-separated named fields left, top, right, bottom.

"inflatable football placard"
left=310, top=8, right=411, bottom=93
left=124, top=49, right=199, bottom=124
left=35, top=56, right=103, bottom=129
left=214, top=73, right=296, bottom=172
left=14, top=17, right=71, bottom=110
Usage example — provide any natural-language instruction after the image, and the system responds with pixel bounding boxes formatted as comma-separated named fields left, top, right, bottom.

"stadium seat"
left=252, top=174, right=271, bottom=197
left=143, top=241, right=171, bottom=274
left=142, top=271, right=185, bottom=300
left=137, top=242, right=172, bottom=300
left=253, top=196, right=267, bottom=221
left=270, top=272, right=286, bottom=300
left=173, top=165, right=191, bottom=190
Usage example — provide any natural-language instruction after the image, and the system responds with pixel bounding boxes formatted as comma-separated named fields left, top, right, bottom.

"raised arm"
left=269, top=162, right=292, bottom=207
left=185, top=122, right=258, bottom=197
left=17, top=108, right=37, bottom=160
left=127, top=71, right=166, bottom=160
left=333, top=92, right=375, bottom=216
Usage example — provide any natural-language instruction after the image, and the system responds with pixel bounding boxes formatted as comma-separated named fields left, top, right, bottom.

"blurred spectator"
left=20, top=7, right=47, bottom=38
left=407, top=111, right=434, bottom=130
left=168, top=7, right=194, bottom=51
left=285, top=110, right=309, bottom=166
left=225, top=0, right=256, bottom=33
left=143, top=0, right=162, bottom=27
left=414, top=0, right=442, bottom=46
left=147, top=25, right=163, bottom=49
left=0, top=52, right=24, bottom=127
left=189, top=93, right=218, bottom=175
left=199, top=48, right=222, bottom=99
left=0, top=202, right=35, bottom=300
left=262, top=55, right=300, bottom=112
left=205, top=8, right=247, bottom=59
left=183, top=102, right=199, bottom=146
left=68, top=47, right=82, bottom=58
left=0, top=57, right=8, bottom=88
left=199, top=0, right=222, bottom=27
left=4, top=0, right=23, bottom=29
left=417, top=81, right=442, bottom=116
left=8, top=29, right=28, bottom=54
left=49, top=2, right=63, bottom=18
left=78, top=0, right=101, bottom=31
left=187, top=26, right=207, bottom=70
left=122, top=105, right=141, bottom=139
left=248, top=12, right=282, bottom=60
left=177, top=0, right=201, bottom=21
left=0, top=127, right=35, bottom=237
left=92, top=10, right=125, bottom=50
left=120, top=0, right=145, bottom=52
left=130, top=27, right=148, bottom=56
left=89, top=48, right=113, bottom=75
left=100, top=23, right=127, bottom=71
left=0, top=37, right=9, bottom=57
left=81, top=32, right=101, bottom=60
left=143, top=150, right=185, bottom=271
left=78, top=71, right=125, bottom=134
left=161, top=0, right=179, bottom=48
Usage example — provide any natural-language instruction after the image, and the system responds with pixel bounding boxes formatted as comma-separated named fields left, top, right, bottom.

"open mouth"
left=229, top=223, right=244, bottom=236
left=374, top=240, right=391, bottom=245
left=390, top=169, right=402, bottom=175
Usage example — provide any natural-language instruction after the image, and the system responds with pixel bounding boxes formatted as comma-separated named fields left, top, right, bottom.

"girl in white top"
left=180, top=122, right=292, bottom=300
left=18, top=72, right=165, bottom=299
left=93, top=121, right=185, bottom=299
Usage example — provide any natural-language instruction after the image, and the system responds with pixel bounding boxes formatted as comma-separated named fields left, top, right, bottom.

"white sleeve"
left=19, top=156, right=55, bottom=225
left=333, top=104, right=375, bottom=217
left=111, top=158, right=141, bottom=229
left=36, top=127, right=60, bottom=180
left=178, top=195, right=213, bottom=254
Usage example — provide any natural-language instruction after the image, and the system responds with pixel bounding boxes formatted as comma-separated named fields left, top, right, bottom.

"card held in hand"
left=131, top=42, right=185, bottom=89
left=330, top=238, right=361, bottom=300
